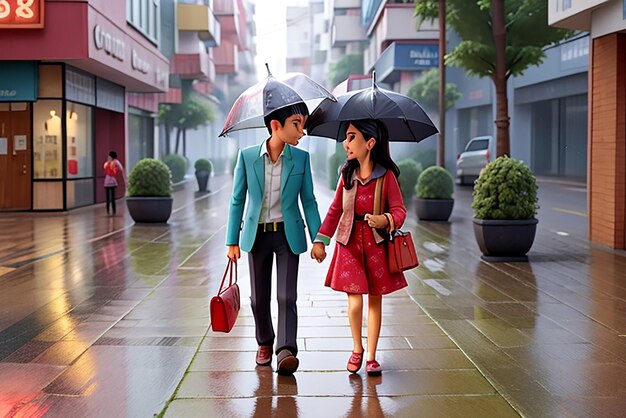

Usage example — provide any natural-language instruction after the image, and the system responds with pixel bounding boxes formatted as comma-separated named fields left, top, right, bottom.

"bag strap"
left=373, top=177, right=384, bottom=216
left=218, top=260, right=238, bottom=295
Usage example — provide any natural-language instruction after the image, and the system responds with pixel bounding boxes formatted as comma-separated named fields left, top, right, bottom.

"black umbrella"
left=306, top=72, right=438, bottom=142
left=219, top=65, right=335, bottom=137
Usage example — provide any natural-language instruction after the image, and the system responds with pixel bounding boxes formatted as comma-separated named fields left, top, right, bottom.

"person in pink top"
left=311, top=119, right=407, bottom=376
left=103, top=151, right=126, bottom=215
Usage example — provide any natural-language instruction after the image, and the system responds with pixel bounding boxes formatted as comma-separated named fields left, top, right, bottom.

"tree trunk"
left=164, top=124, right=171, bottom=156
left=182, top=129, right=187, bottom=156
left=437, top=0, right=446, bottom=167
left=174, top=128, right=182, bottom=154
left=492, top=0, right=510, bottom=157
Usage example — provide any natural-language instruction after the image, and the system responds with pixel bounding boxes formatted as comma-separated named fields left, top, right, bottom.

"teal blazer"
left=226, top=143, right=321, bottom=254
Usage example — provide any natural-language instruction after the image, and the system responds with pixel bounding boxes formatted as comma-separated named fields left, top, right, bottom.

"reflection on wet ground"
left=0, top=176, right=624, bottom=417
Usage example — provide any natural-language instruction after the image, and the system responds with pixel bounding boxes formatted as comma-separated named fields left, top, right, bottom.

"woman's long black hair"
left=340, top=119, right=400, bottom=190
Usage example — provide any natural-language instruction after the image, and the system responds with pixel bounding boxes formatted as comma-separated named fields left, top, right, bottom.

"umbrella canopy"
left=306, top=73, right=438, bottom=142
left=219, top=66, right=335, bottom=137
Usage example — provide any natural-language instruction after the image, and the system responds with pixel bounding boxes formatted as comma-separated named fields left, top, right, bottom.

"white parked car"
left=456, top=136, right=493, bottom=185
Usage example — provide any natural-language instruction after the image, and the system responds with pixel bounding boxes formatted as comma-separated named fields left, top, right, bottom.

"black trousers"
left=105, top=186, right=116, bottom=214
left=248, top=227, right=300, bottom=356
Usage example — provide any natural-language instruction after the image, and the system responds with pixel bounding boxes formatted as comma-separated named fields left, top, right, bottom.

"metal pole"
left=438, top=0, right=446, bottom=167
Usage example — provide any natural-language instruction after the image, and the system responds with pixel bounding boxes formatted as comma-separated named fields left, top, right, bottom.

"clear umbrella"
left=219, top=65, right=336, bottom=137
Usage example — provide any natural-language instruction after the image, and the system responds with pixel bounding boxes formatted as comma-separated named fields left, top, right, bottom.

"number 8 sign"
left=0, top=0, right=43, bottom=28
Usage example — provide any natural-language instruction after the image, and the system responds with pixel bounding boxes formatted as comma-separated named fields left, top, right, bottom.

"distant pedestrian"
left=103, top=151, right=126, bottom=215
left=312, top=119, right=408, bottom=376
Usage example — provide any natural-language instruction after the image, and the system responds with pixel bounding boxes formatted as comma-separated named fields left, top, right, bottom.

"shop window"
left=66, top=102, right=93, bottom=179
left=38, top=65, right=62, bottom=98
left=67, top=179, right=95, bottom=209
left=33, top=100, right=63, bottom=179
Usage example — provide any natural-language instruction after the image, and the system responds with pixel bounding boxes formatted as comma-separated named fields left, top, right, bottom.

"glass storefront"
left=531, top=94, right=587, bottom=179
left=128, top=110, right=154, bottom=171
left=31, top=64, right=118, bottom=210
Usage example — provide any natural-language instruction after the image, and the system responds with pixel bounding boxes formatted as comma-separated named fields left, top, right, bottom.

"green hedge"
left=472, top=156, right=538, bottom=220
left=128, top=159, right=172, bottom=197
left=397, top=158, right=423, bottom=200
left=162, top=154, right=187, bottom=183
left=416, top=166, right=454, bottom=199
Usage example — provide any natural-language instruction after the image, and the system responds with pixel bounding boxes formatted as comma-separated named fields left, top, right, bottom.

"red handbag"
left=210, top=260, right=240, bottom=333
left=377, top=177, right=419, bottom=274
left=387, top=229, right=419, bottom=274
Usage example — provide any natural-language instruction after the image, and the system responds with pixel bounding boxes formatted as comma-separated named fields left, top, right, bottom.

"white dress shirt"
left=259, top=140, right=284, bottom=223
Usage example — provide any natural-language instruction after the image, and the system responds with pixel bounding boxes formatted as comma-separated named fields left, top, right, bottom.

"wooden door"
left=0, top=104, right=32, bottom=210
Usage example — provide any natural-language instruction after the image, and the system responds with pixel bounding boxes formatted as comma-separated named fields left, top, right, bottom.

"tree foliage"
left=158, top=88, right=215, bottom=155
left=414, top=0, right=573, bottom=79
left=328, top=54, right=364, bottom=88
left=407, top=68, right=461, bottom=111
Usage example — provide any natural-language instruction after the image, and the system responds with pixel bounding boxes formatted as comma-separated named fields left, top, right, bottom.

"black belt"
left=258, top=221, right=284, bottom=232
left=354, top=214, right=365, bottom=221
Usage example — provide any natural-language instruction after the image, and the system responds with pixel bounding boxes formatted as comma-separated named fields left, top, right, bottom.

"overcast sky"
left=253, top=0, right=309, bottom=80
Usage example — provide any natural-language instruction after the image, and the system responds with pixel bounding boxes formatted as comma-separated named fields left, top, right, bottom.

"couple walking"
left=225, top=101, right=408, bottom=377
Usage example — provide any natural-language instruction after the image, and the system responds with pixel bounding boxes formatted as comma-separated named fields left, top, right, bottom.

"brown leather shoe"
left=276, top=349, right=299, bottom=375
left=256, top=345, right=272, bottom=366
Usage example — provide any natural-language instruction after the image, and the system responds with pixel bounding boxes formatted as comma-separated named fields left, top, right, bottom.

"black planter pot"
left=195, top=170, right=210, bottom=192
left=416, top=198, right=454, bottom=221
left=126, top=197, right=173, bottom=223
left=472, top=218, right=538, bottom=262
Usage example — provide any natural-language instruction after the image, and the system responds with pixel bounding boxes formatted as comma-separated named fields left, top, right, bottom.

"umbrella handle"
left=265, top=63, right=272, bottom=77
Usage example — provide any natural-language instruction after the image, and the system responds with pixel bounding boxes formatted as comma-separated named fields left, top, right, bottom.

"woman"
left=103, top=151, right=126, bottom=215
left=311, top=119, right=407, bottom=375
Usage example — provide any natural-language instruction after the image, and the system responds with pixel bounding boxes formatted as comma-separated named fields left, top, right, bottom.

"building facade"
left=0, top=0, right=169, bottom=211
left=549, top=0, right=626, bottom=249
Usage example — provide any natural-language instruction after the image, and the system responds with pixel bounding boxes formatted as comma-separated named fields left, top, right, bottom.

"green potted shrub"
left=397, top=159, right=423, bottom=201
left=415, top=166, right=454, bottom=221
left=162, top=154, right=187, bottom=184
left=472, top=156, right=539, bottom=261
left=194, top=158, right=212, bottom=192
left=126, top=158, right=173, bottom=223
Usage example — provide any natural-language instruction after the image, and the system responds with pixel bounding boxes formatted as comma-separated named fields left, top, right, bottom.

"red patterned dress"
left=317, top=168, right=407, bottom=295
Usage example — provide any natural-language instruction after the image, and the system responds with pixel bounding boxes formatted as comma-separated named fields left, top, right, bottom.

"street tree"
left=328, top=53, right=364, bottom=88
left=414, top=0, right=573, bottom=157
left=407, top=68, right=461, bottom=112
left=158, top=87, right=215, bottom=156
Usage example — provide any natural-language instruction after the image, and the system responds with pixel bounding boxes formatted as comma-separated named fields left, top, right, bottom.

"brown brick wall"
left=590, top=34, right=626, bottom=249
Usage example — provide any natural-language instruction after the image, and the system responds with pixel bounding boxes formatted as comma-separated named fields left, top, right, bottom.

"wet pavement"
left=0, top=174, right=624, bottom=417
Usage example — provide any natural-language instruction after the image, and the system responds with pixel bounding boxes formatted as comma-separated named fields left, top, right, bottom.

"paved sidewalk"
left=0, top=173, right=625, bottom=417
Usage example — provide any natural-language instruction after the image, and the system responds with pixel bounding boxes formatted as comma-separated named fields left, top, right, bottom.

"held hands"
left=364, top=213, right=389, bottom=229
left=310, top=242, right=326, bottom=263
left=227, top=244, right=241, bottom=262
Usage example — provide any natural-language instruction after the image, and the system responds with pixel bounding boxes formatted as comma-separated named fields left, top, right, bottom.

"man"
left=226, top=101, right=326, bottom=375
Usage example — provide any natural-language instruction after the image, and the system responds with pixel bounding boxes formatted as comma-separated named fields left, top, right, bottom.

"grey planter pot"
left=195, top=170, right=210, bottom=192
left=416, top=198, right=454, bottom=221
left=126, top=196, right=173, bottom=223
left=472, top=218, right=538, bottom=262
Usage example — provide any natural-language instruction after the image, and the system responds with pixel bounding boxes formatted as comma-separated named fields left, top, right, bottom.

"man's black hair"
left=109, top=151, right=117, bottom=159
left=263, top=102, right=309, bottom=135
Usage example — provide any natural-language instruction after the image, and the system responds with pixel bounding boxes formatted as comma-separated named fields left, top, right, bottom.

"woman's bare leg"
left=367, top=295, right=382, bottom=361
left=348, top=294, right=364, bottom=353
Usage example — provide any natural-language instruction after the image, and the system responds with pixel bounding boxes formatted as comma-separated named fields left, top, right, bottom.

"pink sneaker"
left=347, top=351, right=364, bottom=373
left=256, top=345, right=272, bottom=366
left=366, top=360, right=382, bottom=376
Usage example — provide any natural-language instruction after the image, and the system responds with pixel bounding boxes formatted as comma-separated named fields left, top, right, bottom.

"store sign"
left=399, top=44, right=439, bottom=69
left=0, top=61, right=37, bottom=101
left=0, top=0, right=44, bottom=29
left=93, top=25, right=125, bottom=62
left=89, top=13, right=169, bottom=92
